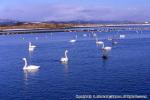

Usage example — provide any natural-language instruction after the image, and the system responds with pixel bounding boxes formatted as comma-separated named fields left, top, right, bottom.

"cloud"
left=0, top=4, right=149, bottom=22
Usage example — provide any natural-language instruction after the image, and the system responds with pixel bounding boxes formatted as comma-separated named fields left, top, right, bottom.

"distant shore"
left=1, top=23, right=150, bottom=35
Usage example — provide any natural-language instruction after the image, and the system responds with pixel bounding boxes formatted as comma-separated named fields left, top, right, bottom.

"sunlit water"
left=0, top=29, right=150, bottom=100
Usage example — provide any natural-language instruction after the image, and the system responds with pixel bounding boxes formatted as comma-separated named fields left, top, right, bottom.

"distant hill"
left=0, top=19, right=146, bottom=26
left=43, top=20, right=139, bottom=24
left=0, top=19, right=20, bottom=26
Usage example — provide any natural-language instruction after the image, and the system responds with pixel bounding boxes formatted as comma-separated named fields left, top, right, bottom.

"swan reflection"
left=23, top=69, right=39, bottom=82
left=61, top=62, right=69, bottom=74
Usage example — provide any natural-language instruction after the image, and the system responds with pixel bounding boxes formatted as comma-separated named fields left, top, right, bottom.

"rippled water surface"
left=0, top=30, right=150, bottom=100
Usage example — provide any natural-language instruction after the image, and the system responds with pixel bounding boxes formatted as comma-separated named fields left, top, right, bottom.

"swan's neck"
left=102, top=43, right=105, bottom=48
left=75, top=35, right=77, bottom=39
left=65, top=52, right=68, bottom=58
left=24, top=59, right=27, bottom=68
left=29, top=42, right=31, bottom=47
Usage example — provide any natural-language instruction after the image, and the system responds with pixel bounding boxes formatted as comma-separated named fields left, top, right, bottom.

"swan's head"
left=65, top=50, right=68, bottom=53
left=22, top=58, right=26, bottom=60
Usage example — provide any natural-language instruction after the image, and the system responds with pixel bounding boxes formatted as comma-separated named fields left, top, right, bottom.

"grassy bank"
left=0, top=23, right=76, bottom=30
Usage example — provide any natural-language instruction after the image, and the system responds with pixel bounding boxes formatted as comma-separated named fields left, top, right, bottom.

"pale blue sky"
left=0, top=0, right=150, bottom=21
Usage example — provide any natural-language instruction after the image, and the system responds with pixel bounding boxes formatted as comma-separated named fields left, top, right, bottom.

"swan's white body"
left=60, top=50, right=68, bottom=63
left=120, top=34, right=126, bottom=39
left=96, top=41, right=103, bottom=45
left=22, top=58, right=40, bottom=70
left=102, top=46, right=112, bottom=51
left=29, top=42, right=36, bottom=51
left=112, top=41, right=118, bottom=45
left=70, top=39, right=76, bottom=43
left=83, top=34, right=87, bottom=37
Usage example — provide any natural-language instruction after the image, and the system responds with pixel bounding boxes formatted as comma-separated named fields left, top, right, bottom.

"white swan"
left=112, top=39, right=118, bottom=45
left=98, top=41, right=112, bottom=59
left=99, top=41, right=112, bottom=51
left=60, top=50, right=68, bottom=63
left=70, top=35, right=77, bottom=43
left=120, top=34, right=126, bottom=39
left=29, top=42, right=36, bottom=51
left=70, top=39, right=76, bottom=43
left=22, top=58, right=40, bottom=70
left=108, top=36, right=118, bottom=45
left=83, top=34, right=87, bottom=37
left=93, top=33, right=97, bottom=37
left=96, top=37, right=103, bottom=45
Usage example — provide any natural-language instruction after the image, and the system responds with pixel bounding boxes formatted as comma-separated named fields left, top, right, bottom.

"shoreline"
left=1, top=23, right=150, bottom=35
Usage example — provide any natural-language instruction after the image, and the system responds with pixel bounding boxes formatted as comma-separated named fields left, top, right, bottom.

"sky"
left=0, top=0, right=150, bottom=22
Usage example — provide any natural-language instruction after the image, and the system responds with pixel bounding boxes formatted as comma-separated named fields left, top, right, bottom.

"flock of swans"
left=22, top=32, right=126, bottom=71
left=22, top=42, right=39, bottom=70
left=23, top=42, right=70, bottom=71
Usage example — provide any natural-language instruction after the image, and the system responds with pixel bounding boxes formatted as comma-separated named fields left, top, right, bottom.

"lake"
left=0, top=29, right=150, bottom=100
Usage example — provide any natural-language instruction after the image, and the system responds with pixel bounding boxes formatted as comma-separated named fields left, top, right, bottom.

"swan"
left=29, top=42, right=36, bottom=51
left=22, top=58, right=40, bottom=70
left=109, top=37, right=118, bottom=45
left=70, top=35, right=77, bottom=43
left=60, top=50, right=68, bottom=63
left=108, top=36, right=118, bottom=45
left=112, top=41, right=118, bottom=45
left=83, top=34, right=87, bottom=37
left=70, top=39, right=76, bottom=43
left=95, top=37, right=103, bottom=45
left=93, top=33, right=97, bottom=37
left=112, top=39, right=118, bottom=45
left=98, top=41, right=112, bottom=59
left=120, top=34, right=126, bottom=39
left=99, top=41, right=112, bottom=51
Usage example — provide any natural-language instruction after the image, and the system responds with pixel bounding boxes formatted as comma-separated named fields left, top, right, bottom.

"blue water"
left=0, top=30, right=150, bottom=100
